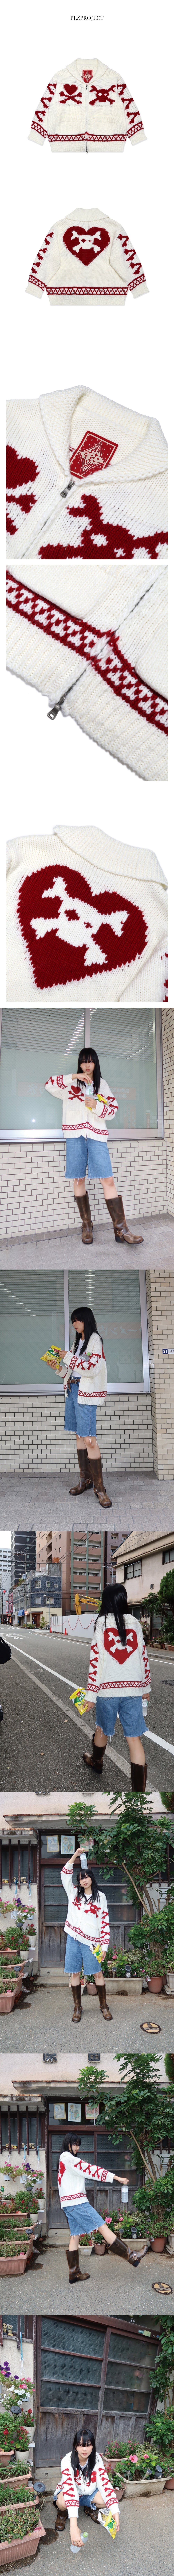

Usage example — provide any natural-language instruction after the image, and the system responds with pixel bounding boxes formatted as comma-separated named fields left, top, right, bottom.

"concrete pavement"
left=22, top=2490, right=174, bottom=2576
left=1, top=1473, right=174, bottom=1526
left=9, top=2237, right=174, bottom=2319
left=1, top=1217, right=174, bottom=1269
left=0, top=1977, right=172, bottom=2058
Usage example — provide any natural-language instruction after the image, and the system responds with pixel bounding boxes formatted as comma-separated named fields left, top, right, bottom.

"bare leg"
left=74, top=1178, right=86, bottom=1196
left=127, top=1732, right=146, bottom=1762
left=102, top=1178, right=116, bottom=1200
left=76, top=1435, right=100, bottom=1457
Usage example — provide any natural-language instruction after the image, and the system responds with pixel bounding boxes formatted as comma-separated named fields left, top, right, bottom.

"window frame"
left=0, top=1269, right=150, bottom=1396
left=0, top=1009, right=164, bottom=1140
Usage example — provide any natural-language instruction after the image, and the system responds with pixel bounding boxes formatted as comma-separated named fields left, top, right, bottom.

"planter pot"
left=0, top=2233, right=35, bottom=2275
left=164, top=1972, right=174, bottom=1994
left=151, top=2234, right=165, bottom=2253
left=148, top=1976, right=163, bottom=1993
left=0, top=1976, right=23, bottom=2014
left=164, top=2476, right=174, bottom=2490
left=0, top=2520, right=45, bottom=2564
left=167, top=2232, right=174, bottom=2252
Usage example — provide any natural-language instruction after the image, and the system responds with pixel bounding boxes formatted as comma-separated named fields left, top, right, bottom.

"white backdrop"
left=3, top=1, right=172, bottom=997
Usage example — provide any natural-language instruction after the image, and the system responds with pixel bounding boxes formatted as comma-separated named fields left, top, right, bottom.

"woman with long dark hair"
left=54, top=2427, right=120, bottom=2542
left=45, top=1044, right=143, bottom=1246
left=57, top=2132, right=128, bottom=2287
left=82, top=1580, right=151, bottom=1791
left=58, top=1300, right=111, bottom=1505
left=60, top=1846, right=112, bottom=2024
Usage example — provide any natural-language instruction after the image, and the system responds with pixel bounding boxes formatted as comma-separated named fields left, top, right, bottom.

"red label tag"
left=82, top=68, right=93, bottom=82
left=70, top=430, right=118, bottom=479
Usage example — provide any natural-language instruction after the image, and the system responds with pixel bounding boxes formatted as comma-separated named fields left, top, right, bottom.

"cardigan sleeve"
left=28, top=227, right=61, bottom=296
left=110, top=227, right=147, bottom=296
left=60, top=1858, right=74, bottom=1896
left=45, top=1074, right=68, bottom=1095
left=60, top=2457, right=78, bottom=2516
left=137, top=1621, right=151, bottom=1693
left=101, top=1081, right=118, bottom=1120
left=87, top=1638, right=100, bottom=1699
left=29, top=80, right=57, bottom=144
left=80, top=1334, right=103, bottom=1378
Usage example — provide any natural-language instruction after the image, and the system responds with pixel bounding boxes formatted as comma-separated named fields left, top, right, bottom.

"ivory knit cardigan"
left=6, top=829, right=168, bottom=1006
left=6, top=556, right=168, bottom=783
left=29, top=57, right=144, bottom=153
left=57, top=2150, right=116, bottom=2211
left=62, top=1333, right=107, bottom=1407
left=27, top=205, right=147, bottom=303
left=60, top=1856, right=110, bottom=1954
left=6, top=387, right=167, bottom=566
left=45, top=1073, right=118, bottom=1140
left=87, top=1611, right=151, bottom=1699
left=57, top=2451, right=118, bottom=2524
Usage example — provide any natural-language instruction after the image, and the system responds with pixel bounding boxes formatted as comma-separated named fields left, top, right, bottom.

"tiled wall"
left=0, top=1136, right=168, bottom=1236
left=0, top=1390, right=153, bottom=1477
left=146, top=1268, right=174, bottom=1477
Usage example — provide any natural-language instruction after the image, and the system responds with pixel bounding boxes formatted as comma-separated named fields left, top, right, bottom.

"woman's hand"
left=70, top=2516, right=82, bottom=2546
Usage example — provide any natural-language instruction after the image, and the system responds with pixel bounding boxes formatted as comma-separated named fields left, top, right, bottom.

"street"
left=0, top=1630, right=173, bottom=1796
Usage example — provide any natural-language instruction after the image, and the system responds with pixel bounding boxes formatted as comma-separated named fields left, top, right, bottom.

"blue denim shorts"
left=65, top=1934, right=100, bottom=1975
left=64, top=2198, right=101, bottom=2236
left=96, top=1692, right=147, bottom=1740
left=64, top=1379, right=96, bottom=1438
left=65, top=1136, right=113, bottom=1180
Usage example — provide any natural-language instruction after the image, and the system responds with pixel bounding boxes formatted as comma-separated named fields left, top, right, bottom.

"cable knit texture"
left=62, top=1333, right=107, bottom=1407
left=6, top=387, right=167, bottom=565
left=27, top=207, right=147, bottom=302
left=6, top=554, right=168, bottom=782
left=29, top=57, right=144, bottom=152
left=58, top=2450, right=118, bottom=2524
left=60, top=1857, right=110, bottom=1953
left=45, top=1074, right=118, bottom=1138
left=58, top=2150, right=115, bottom=2210
left=87, top=1611, right=151, bottom=1698
left=6, top=827, right=168, bottom=1004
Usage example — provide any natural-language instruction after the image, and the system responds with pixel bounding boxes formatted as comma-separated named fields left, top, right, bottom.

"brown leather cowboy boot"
left=69, top=1442, right=92, bottom=1494
left=91, top=1453, right=111, bottom=1507
left=71, top=1979, right=82, bottom=2022
left=105, top=1190, right=143, bottom=1245
left=66, top=2247, right=90, bottom=2281
left=83, top=1731, right=104, bottom=1771
left=130, top=1760, right=147, bottom=1792
left=54, top=2507, right=68, bottom=2532
left=94, top=1977, right=112, bottom=2022
left=75, top=1188, right=93, bottom=1242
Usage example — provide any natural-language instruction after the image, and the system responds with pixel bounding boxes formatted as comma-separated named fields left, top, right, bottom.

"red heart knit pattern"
left=63, top=222, right=110, bottom=265
left=17, top=856, right=147, bottom=992
left=104, top=1623, right=139, bottom=1665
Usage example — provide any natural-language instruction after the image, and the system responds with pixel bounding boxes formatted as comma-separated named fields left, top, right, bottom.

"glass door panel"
left=89, top=1007, right=158, bottom=1128
left=0, top=1272, right=65, bottom=1386
left=0, top=1009, right=85, bottom=1131
left=68, top=1268, right=144, bottom=1385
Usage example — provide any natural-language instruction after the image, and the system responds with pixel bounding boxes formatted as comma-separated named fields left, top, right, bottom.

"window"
left=124, top=1559, right=142, bottom=1580
left=0, top=1008, right=163, bottom=1136
left=68, top=1268, right=149, bottom=1389
left=0, top=1270, right=150, bottom=1392
left=0, top=1008, right=85, bottom=1134
left=162, top=1547, right=174, bottom=1564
